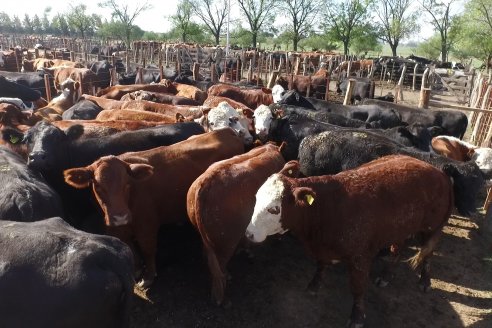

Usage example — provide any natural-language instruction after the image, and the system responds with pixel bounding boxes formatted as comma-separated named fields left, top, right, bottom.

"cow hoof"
left=137, top=277, right=154, bottom=289
left=374, top=277, right=389, bottom=287
left=346, top=319, right=364, bottom=328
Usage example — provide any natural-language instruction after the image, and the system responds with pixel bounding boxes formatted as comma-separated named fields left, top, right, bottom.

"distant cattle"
left=276, top=73, right=328, bottom=99
left=88, top=60, right=113, bottom=89
left=53, top=67, right=97, bottom=95
left=121, top=90, right=201, bottom=106
left=0, top=217, right=134, bottom=328
left=97, top=84, right=176, bottom=100
left=187, top=143, right=287, bottom=304
left=0, top=146, right=63, bottom=221
left=246, top=155, right=453, bottom=328
left=64, top=129, right=245, bottom=287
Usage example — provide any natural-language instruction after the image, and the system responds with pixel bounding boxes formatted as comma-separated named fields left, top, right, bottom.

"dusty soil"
left=129, top=83, right=492, bottom=328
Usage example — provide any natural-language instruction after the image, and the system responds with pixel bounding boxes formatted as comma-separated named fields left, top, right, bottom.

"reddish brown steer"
left=64, top=129, right=244, bottom=287
left=246, top=155, right=454, bottom=328
left=207, top=84, right=273, bottom=109
left=187, top=143, right=294, bottom=304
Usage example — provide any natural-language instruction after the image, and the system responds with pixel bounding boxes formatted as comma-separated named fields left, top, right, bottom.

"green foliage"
left=416, top=34, right=441, bottom=60
left=351, top=24, right=382, bottom=55
left=66, top=4, right=99, bottom=38
left=299, top=32, right=340, bottom=52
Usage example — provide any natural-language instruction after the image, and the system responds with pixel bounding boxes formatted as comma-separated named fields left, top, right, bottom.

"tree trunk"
left=441, top=41, right=447, bottom=63
left=390, top=44, right=398, bottom=57
left=252, top=32, right=257, bottom=49
left=343, top=41, right=349, bottom=56
left=293, top=37, right=298, bottom=51
left=215, top=32, right=220, bottom=46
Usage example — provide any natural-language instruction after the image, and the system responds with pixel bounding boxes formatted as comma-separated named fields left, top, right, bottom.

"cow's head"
left=246, top=173, right=288, bottom=243
left=206, top=102, right=253, bottom=145
left=472, top=147, right=492, bottom=173
left=25, top=121, right=83, bottom=171
left=271, top=84, right=286, bottom=103
left=254, top=105, right=274, bottom=141
left=64, top=155, right=153, bottom=226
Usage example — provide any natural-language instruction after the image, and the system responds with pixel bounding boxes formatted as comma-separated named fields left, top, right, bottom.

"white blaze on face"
left=271, top=84, right=285, bottom=103
left=246, top=174, right=287, bottom=243
left=254, top=105, right=273, bottom=141
left=208, top=101, right=253, bottom=144
left=473, top=147, right=492, bottom=171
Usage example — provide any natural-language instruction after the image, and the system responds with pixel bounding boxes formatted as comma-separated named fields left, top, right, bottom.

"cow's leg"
left=307, top=262, right=328, bottom=294
left=411, top=230, right=442, bottom=292
left=347, top=256, right=371, bottom=328
left=375, top=244, right=401, bottom=287
left=136, top=233, right=158, bottom=288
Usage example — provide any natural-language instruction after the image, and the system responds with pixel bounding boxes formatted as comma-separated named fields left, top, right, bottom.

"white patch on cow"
left=254, top=104, right=273, bottom=141
left=472, top=147, right=492, bottom=171
left=111, top=214, right=130, bottom=226
left=272, top=84, right=285, bottom=103
left=66, top=243, right=77, bottom=255
left=246, top=174, right=287, bottom=243
left=51, top=78, right=77, bottom=105
left=207, top=101, right=253, bottom=144
left=434, top=135, right=476, bottom=149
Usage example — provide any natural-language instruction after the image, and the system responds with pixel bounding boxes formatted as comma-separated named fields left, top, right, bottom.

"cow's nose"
left=28, top=151, right=46, bottom=166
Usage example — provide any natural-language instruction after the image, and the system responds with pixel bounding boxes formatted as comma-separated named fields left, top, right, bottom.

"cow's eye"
left=209, top=122, right=214, bottom=126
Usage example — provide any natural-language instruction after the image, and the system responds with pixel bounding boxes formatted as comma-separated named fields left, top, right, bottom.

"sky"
left=1, top=0, right=179, bottom=33
left=1, top=0, right=462, bottom=43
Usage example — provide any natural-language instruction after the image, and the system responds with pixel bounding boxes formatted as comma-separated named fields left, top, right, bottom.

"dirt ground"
left=129, top=84, right=492, bottom=328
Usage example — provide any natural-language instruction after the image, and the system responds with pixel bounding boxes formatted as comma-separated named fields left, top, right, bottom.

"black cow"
left=362, top=99, right=468, bottom=139
left=0, top=146, right=63, bottom=221
left=6, top=121, right=205, bottom=231
left=278, top=90, right=402, bottom=128
left=0, top=74, right=47, bottom=101
left=88, top=60, right=113, bottom=89
left=0, top=217, right=134, bottom=328
left=298, top=129, right=484, bottom=215
left=62, top=99, right=103, bottom=120
left=337, top=77, right=374, bottom=103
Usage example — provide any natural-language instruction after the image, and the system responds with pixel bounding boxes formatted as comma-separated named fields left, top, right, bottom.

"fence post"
left=343, top=79, right=356, bottom=105
left=412, top=64, right=419, bottom=91
left=324, top=75, right=330, bottom=101
left=193, top=62, right=200, bottom=81
left=395, top=64, right=407, bottom=103
left=418, top=88, right=431, bottom=109
left=159, top=65, right=165, bottom=82
left=44, top=74, right=52, bottom=102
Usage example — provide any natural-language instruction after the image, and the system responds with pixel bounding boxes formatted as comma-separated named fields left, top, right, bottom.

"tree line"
left=0, top=0, right=491, bottom=66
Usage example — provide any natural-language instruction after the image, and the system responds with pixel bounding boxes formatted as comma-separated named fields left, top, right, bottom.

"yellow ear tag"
left=9, top=135, right=19, bottom=144
left=306, top=194, right=314, bottom=205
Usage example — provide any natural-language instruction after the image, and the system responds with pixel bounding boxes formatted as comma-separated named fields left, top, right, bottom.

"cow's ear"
left=176, top=113, right=185, bottom=122
left=1, top=127, right=25, bottom=145
left=128, top=163, right=154, bottom=181
left=64, top=167, right=93, bottom=189
left=261, top=87, right=272, bottom=94
left=65, top=124, right=84, bottom=140
left=293, top=187, right=316, bottom=207
left=242, top=108, right=253, bottom=118
left=279, top=160, right=300, bottom=178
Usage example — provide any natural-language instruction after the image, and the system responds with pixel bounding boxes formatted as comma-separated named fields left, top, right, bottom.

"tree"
left=66, top=4, right=97, bottom=38
left=100, top=0, right=151, bottom=49
left=23, top=14, right=34, bottom=34
left=32, top=15, right=43, bottom=35
left=52, top=14, right=70, bottom=37
left=170, top=0, right=195, bottom=42
left=323, top=0, right=373, bottom=55
left=0, top=12, right=12, bottom=34
left=454, top=0, right=492, bottom=68
left=42, top=8, right=53, bottom=35
left=237, top=0, right=277, bottom=48
left=416, top=34, right=442, bottom=60
left=420, top=0, right=456, bottom=62
left=374, top=0, right=418, bottom=57
left=300, top=32, right=340, bottom=51
left=278, top=0, right=323, bottom=51
left=12, top=16, right=24, bottom=35
left=190, top=0, right=228, bottom=45
left=351, top=25, right=382, bottom=56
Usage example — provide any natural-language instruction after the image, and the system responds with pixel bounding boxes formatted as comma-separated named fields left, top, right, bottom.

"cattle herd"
left=0, top=56, right=490, bottom=328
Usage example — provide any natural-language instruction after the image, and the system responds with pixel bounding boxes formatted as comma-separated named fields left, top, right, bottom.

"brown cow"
left=64, top=128, right=245, bottom=287
left=431, top=135, right=476, bottom=161
left=120, top=90, right=201, bottom=106
left=246, top=155, right=453, bottom=327
left=96, top=84, right=177, bottom=100
left=276, top=74, right=328, bottom=98
left=187, top=143, right=290, bottom=304
left=203, top=95, right=251, bottom=110
left=23, top=58, right=85, bottom=72
left=35, top=79, right=81, bottom=121
left=96, top=109, right=180, bottom=123
left=207, top=84, right=273, bottom=109
left=53, top=67, right=97, bottom=95
left=172, top=81, right=208, bottom=104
